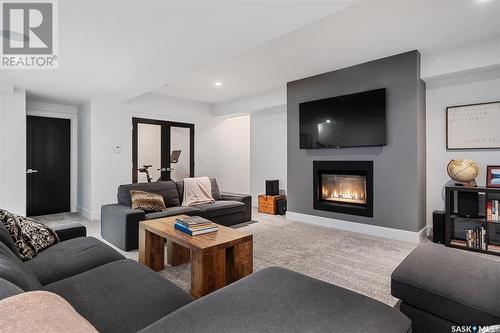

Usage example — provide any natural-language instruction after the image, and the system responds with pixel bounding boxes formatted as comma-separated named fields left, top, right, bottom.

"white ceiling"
left=2, top=0, right=499, bottom=106
left=154, top=0, right=500, bottom=103
left=1, top=0, right=357, bottom=105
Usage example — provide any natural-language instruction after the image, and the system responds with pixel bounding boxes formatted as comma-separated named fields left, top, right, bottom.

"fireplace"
left=313, top=161, right=373, bottom=217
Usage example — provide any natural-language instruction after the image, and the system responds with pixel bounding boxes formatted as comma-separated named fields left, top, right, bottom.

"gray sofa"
left=391, top=239, right=500, bottom=333
left=0, top=221, right=411, bottom=333
left=101, top=178, right=252, bottom=251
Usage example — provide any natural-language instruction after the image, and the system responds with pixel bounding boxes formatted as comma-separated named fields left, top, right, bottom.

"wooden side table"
left=138, top=215, right=253, bottom=298
left=258, top=194, right=286, bottom=214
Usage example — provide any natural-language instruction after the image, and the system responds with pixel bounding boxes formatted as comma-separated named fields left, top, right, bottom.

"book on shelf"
left=465, top=227, right=487, bottom=250
left=486, top=200, right=499, bottom=222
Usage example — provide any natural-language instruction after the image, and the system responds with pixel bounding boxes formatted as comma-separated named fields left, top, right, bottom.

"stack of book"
left=174, top=216, right=218, bottom=236
left=465, top=226, right=487, bottom=250
left=486, top=200, right=499, bottom=222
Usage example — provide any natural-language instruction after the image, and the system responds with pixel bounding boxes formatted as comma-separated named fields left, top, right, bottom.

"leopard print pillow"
left=130, top=190, right=167, bottom=213
left=0, top=209, right=59, bottom=261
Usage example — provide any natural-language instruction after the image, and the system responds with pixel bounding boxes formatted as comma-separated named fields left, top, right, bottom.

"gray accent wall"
left=287, top=50, right=426, bottom=232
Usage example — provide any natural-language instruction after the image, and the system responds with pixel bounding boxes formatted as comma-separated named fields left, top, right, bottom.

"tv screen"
left=299, top=88, right=386, bottom=149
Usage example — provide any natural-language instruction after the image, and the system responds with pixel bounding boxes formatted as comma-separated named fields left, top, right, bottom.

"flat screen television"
left=299, top=88, right=386, bottom=149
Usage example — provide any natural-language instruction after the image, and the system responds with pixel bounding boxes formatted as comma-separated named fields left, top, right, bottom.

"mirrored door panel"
left=170, top=126, right=191, bottom=181
left=137, top=123, right=162, bottom=183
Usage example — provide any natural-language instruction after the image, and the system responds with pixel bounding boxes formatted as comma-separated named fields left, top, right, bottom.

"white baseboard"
left=76, top=206, right=100, bottom=221
left=286, top=211, right=427, bottom=243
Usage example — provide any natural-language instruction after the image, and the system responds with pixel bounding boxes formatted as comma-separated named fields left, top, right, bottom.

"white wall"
left=213, top=86, right=286, bottom=117
left=426, top=74, right=500, bottom=226
left=79, top=93, right=250, bottom=219
left=77, top=101, right=93, bottom=219
left=0, top=88, right=26, bottom=215
left=250, top=106, right=287, bottom=206
left=206, top=115, right=250, bottom=194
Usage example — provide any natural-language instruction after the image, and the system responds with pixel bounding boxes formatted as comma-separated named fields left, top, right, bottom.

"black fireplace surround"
left=313, top=161, right=373, bottom=217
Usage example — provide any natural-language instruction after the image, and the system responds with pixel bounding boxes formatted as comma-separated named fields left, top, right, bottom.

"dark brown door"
left=26, top=116, right=70, bottom=216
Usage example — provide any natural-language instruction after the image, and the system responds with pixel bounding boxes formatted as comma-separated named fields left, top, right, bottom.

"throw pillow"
left=0, top=209, right=59, bottom=261
left=130, top=190, right=167, bottom=212
left=0, top=211, right=21, bottom=259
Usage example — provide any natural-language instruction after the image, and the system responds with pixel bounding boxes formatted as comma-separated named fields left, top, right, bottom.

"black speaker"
left=266, top=180, right=279, bottom=196
left=458, top=192, right=479, bottom=218
left=432, top=210, right=445, bottom=244
left=276, top=199, right=287, bottom=215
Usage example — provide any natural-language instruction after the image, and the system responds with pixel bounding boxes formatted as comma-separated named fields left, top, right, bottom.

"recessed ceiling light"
left=326, top=119, right=331, bottom=123
left=476, top=0, right=490, bottom=2
left=214, top=81, right=223, bottom=87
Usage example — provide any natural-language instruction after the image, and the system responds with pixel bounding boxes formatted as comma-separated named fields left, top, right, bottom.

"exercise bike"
left=138, top=150, right=181, bottom=182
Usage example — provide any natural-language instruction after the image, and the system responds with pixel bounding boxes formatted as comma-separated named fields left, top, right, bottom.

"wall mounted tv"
left=299, top=88, right=386, bottom=149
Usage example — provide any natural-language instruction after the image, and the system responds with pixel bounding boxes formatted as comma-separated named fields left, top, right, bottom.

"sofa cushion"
left=0, top=212, right=21, bottom=259
left=24, top=236, right=125, bottom=285
left=0, top=291, right=98, bottom=333
left=0, top=278, right=23, bottom=300
left=145, top=206, right=203, bottom=220
left=43, top=221, right=87, bottom=242
left=209, top=178, right=222, bottom=200
left=130, top=190, right=167, bottom=212
left=0, top=241, right=20, bottom=262
left=141, top=267, right=411, bottom=333
left=192, top=200, right=244, bottom=218
left=176, top=178, right=221, bottom=203
left=43, top=259, right=193, bottom=333
left=118, top=181, right=180, bottom=208
left=0, top=254, right=41, bottom=291
left=391, top=239, right=500, bottom=326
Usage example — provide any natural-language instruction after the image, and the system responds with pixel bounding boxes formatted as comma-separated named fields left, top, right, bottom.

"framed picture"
left=446, top=101, right=500, bottom=150
left=486, top=165, right=500, bottom=188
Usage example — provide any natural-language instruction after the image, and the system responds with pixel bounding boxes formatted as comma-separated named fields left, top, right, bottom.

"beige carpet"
left=37, top=210, right=416, bottom=307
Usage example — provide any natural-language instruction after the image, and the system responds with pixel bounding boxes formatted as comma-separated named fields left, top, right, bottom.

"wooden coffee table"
left=138, top=215, right=253, bottom=298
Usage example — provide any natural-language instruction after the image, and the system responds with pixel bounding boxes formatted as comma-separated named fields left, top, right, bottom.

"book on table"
left=175, top=216, right=213, bottom=227
left=174, top=222, right=217, bottom=236
left=174, top=216, right=218, bottom=236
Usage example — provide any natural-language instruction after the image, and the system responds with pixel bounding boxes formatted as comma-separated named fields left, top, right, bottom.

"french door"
left=132, top=118, right=194, bottom=183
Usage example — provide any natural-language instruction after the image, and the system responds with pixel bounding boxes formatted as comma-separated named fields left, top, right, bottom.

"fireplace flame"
left=321, top=175, right=367, bottom=205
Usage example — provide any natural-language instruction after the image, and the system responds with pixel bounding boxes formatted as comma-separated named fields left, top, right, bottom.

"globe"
left=447, top=159, right=479, bottom=185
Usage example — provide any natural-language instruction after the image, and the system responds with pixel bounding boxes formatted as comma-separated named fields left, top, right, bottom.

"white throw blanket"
left=182, top=176, right=215, bottom=207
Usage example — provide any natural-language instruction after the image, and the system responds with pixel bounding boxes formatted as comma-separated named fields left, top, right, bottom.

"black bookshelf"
left=445, top=181, right=500, bottom=256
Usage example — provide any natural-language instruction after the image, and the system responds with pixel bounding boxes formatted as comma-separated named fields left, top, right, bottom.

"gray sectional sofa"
left=101, top=178, right=251, bottom=251
left=0, top=220, right=412, bottom=333
left=391, top=239, right=500, bottom=333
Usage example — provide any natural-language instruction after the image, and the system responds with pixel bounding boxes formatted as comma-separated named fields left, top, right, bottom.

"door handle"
left=26, top=169, right=38, bottom=174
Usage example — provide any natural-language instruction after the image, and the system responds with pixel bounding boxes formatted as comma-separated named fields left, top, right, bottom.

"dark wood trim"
left=446, top=100, right=500, bottom=151
left=132, top=117, right=195, bottom=183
